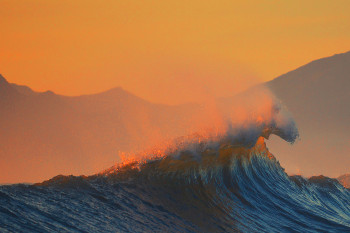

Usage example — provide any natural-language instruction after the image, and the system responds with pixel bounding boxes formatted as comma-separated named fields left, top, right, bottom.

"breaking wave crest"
left=1, top=97, right=350, bottom=232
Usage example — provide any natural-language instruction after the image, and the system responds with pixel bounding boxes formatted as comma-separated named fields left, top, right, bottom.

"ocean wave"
left=1, top=135, right=349, bottom=232
left=1, top=97, right=350, bottom=232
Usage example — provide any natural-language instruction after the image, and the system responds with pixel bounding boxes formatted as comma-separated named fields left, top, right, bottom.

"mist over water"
left=1, top=106, right=349, bottom=232
left=0, top=72, right=262, bottom=184
left=117, top=87, right=298, bottom=164
left=1, top=78, right=350, bottom=232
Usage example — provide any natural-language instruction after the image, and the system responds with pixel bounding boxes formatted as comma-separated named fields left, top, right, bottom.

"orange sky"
left=1, top=0, right=350, bottom=104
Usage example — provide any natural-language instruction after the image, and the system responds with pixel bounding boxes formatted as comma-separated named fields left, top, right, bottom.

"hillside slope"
left=0, top=75, right=198, bottom=183
left=265, top=51, right=350, bottom=177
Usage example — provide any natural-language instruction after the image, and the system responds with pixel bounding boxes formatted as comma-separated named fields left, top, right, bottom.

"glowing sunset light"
left=1, top=1, right=350, bottom=231
left=1, top=0, right=350, bottom=104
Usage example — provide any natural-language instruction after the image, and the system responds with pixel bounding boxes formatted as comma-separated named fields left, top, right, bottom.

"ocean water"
left=1, top=136, right=349, bottom=232
left=1, top=103, right=349, bottom=232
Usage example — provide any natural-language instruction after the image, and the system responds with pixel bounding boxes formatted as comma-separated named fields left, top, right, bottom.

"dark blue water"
left=1, top=138, right=349, bottom=233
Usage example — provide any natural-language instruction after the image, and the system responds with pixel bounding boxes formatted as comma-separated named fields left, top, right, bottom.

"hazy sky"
left=1, top=0, right=349, bottom=104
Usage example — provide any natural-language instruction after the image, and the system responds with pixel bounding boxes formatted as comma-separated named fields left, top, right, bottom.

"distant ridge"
left=270, top=51, right=350, bottom=82
left=0, top=73, right=8, bottom=83
left=10, top=83, right=38, bottom=96
left=264, top=51, right=350, bottom=177
left=0, top=74, right=199, bottom=183
left=0, top=74, right=16, bottom=93
left=1, top=50, right=350, bottom=182
left=0, top=74, right=19, bottom=104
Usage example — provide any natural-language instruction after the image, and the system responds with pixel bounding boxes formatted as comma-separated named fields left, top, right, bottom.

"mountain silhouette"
left=1, top=51, right=349, bottom=183
left=0, top=74, right=18, bottom=97
left=265, top=51, right=350, bottom=177
left=0, top=77, right=198, bottom=183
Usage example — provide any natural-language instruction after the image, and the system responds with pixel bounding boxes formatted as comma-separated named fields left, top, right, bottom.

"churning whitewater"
left=1, top=100, right=349, bottom=233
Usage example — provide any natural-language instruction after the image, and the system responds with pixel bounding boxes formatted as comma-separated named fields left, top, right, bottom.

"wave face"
left=0, top=101, right=349, bottom=232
